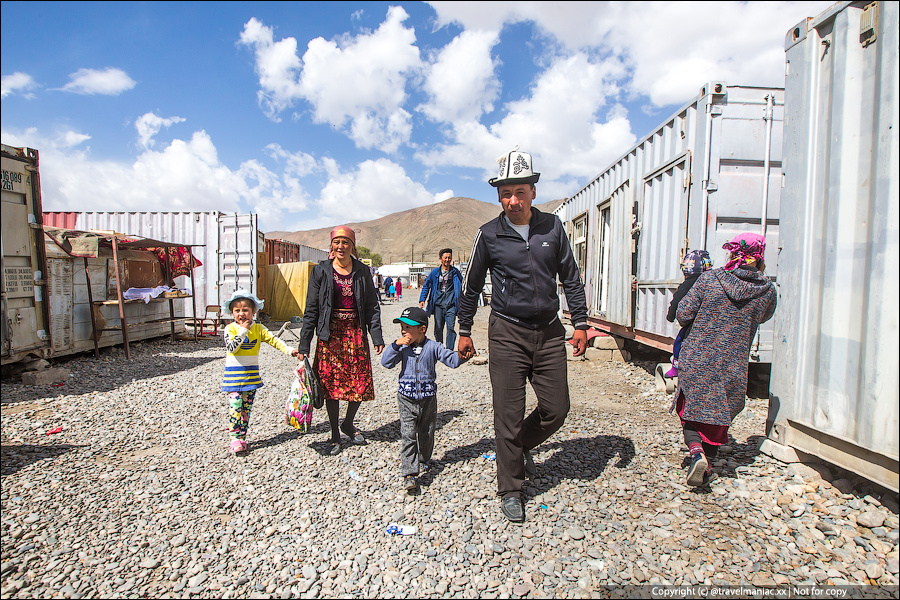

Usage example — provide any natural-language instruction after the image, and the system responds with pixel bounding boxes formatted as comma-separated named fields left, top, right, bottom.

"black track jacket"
left=458, top=207, right=589, bottom=336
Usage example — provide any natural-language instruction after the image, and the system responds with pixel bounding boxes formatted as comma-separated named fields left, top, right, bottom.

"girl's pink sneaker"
left=230, top=439, right=248, bottom=453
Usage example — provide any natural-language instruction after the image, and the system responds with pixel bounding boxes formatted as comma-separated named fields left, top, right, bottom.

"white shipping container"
left=51, top=211, right=264, bottom=318
left=557, top=82, right=783, bottom=361
left=769, top=1, right=898, bottom=491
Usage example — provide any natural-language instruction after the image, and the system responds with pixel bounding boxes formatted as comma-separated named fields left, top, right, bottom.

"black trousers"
left=487, top=313, right=569, bottom=499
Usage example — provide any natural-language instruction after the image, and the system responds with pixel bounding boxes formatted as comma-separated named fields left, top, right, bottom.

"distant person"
left=221, top=290, right=300, bottom=454
left=298, top=226, right=385, bottom=456
left=381, top=306, right=468, bottom=492
left=674, top=232, right=776, bottom=487
left=457, top=149, right=589, bottom=523
left=384, top=276, right=393, bottom=301
left=419, top=248, right=463, bottom=350
left=665, top=250, right=713, bottom=378
left=375, top=272, right=384, bottom=303
left=395, top=278, right=403, bottom=300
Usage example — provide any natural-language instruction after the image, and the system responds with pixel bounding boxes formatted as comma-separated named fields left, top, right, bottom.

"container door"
left=635, top=153, right=691, bottom=337
left=1, top=149, right=50, bottom=362
left=47, top=258, right=74, bottom=351
left=595, top=181, right=635, bottom=326
left=218, top=213, right=260, bottom=305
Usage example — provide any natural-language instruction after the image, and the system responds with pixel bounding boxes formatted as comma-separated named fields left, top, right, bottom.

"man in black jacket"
left=458, top=150, right=589, bottom=523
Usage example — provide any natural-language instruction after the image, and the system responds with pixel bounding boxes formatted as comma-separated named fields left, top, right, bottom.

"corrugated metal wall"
left=558, top=82, right=783, bottom=359
left=770, top=1, right=898, bottom=490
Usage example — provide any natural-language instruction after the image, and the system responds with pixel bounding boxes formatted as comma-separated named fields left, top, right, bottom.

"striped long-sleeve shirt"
left=222, top=322, right=294, bottom=392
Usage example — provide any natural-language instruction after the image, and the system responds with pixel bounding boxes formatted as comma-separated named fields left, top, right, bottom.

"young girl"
left=222, top=290, right=299, bottom=453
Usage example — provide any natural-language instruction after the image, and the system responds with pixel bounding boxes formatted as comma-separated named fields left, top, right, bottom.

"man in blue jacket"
left=419, top=248, right=463, bottom=350
left=458, top=149, right=588, bottom=524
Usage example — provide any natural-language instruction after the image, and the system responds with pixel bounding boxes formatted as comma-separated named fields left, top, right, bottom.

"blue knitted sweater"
left=380, top=338, right=462, bottom=399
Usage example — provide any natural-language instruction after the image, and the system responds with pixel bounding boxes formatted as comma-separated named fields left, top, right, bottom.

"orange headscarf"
left=329, top=225, right=358, bottom=258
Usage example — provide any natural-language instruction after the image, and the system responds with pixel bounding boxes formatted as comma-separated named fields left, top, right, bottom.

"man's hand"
left=457, top=335, right=476, bottom=360
left=374, top=344, right=385, bottom=355
left=419, top=301, right=425, bottom=309
left=571, top=329, right=588, bottom=357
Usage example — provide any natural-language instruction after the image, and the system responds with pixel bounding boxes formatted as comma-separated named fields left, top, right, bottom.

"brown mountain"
left=266, top=196, right=564, bottom=265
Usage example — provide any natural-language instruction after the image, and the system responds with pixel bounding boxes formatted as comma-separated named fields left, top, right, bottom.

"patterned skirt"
left=314, top=311, right=375, bottom=403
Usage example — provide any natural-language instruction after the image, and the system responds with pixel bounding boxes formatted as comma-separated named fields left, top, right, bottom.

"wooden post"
left=83, top=257, right=99, bottom=358
left=111, top=236, right=131, bottom=360
left=190, top=251, right=198, bottom=341
left=165, top=248, right=175, bottom=341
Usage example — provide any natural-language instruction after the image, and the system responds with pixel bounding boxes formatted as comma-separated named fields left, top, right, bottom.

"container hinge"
left=860, top=2, right=877, bottom=47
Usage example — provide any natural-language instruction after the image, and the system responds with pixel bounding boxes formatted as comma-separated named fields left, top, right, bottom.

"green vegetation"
left=357, top=245, right=383, bottom=267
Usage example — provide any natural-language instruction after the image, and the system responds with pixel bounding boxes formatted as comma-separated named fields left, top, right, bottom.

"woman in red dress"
left=298, top=226, right=385, bottom=455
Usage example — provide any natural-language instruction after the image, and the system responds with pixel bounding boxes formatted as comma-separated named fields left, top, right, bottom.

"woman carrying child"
left=222, top=290, right=300, bottom=454
left=381, top=306, right=468, bottom=492
left=298, top=226, right=385, bottom=456
left=674, top=233, right=776, bottom=486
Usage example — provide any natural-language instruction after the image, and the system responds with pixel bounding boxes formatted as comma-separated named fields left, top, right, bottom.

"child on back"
left=381, top=306, right=468, bottom=491
left=222, top=289, right=299, bottom=453
left=665, top=250, right=713, bottom=378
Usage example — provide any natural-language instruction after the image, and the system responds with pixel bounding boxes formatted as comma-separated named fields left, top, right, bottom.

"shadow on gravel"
left=522, top=435, right=636, bottom=497
left=1, top=443, right=87, bottom=477
left=356, top=409, right=465, bottom=445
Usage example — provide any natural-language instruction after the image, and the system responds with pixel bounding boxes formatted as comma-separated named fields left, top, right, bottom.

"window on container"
left=573, top=213, right=587, bottom=283
left=596, top=204, right=611, bottom=315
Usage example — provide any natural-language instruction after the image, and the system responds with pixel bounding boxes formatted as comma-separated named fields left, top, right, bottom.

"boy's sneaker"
left=404, top=475, right=418, bottom=491
left=686, top=453, right=708, bottom=486
left=524, top=450, right=536, bottom=477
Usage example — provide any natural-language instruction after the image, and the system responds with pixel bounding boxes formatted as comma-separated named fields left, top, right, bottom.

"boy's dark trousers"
left=398, top=393, right=437, bottom=477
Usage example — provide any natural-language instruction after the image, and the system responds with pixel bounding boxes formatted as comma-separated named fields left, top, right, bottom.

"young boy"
left=222, top=289, right=299, bottom=453
left=381, top=307, right=468, bottom=491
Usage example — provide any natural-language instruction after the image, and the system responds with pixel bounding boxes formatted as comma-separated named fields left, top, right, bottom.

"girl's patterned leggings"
left=228, top=390, right=257, bottom=440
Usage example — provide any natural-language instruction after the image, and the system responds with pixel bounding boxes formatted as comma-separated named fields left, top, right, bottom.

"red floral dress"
left=313, top=271, right=376, bottom=402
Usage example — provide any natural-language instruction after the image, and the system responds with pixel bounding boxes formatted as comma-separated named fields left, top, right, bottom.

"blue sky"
left=2, top=1, right=833, bottom=233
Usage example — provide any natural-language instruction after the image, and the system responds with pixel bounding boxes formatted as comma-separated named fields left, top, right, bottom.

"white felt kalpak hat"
left=489, top=149, right=540, bottom=187
left=222, top=289, right=264, bottom=314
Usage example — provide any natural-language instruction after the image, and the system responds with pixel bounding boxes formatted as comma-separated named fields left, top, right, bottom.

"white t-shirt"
left=502, top=215, right=530, bottom=241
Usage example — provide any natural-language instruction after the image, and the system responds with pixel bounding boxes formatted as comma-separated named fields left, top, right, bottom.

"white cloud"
left=434, top=189, right=455, bottom=202
left=60, top=67, right=137, bottom=96
left=315, top=157, right=434, bottom=226
left=1, top=72, right=38, bottom=99
left=416, top=52, right=633, bottom=196
left=0, top=126, right=307, bottom=231
left=419, top=29, right=500, bottom=123
left=238, top=17, right=303, bottom=121
left=427, top=1, right=833, bottom=108
left=135, top=113, right=187, bottom=149
left=241, top=6, right=423, bottom=152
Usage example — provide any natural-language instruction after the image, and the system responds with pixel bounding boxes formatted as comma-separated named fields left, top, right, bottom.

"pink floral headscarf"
left=722, top=232, right=766, bottom=270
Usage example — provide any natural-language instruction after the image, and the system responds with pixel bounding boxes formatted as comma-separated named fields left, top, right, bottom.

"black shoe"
left=686, top=453, right=708, bottom=486
left=340, top=424, right=367, bottom=445
left=524, top=450, right=536, bottom=477
left=500, top=496, right=525, bottom=523
left=328, top=441, right=342, bottom=456
left=404, top=475, right=418, bottom=491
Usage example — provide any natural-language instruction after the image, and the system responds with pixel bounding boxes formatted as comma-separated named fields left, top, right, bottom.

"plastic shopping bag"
left=285, top=365, right=313, bottom=433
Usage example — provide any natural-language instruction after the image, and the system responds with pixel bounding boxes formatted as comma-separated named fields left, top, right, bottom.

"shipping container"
left=43, top=211, right=265, bottom=318
left=768, top=1, right=898, bottom=492
left=557, top=82, right=783, bottom=361
left=265, top=238, right=300, bottom=264
left=1, top=145, right=51, bottom=365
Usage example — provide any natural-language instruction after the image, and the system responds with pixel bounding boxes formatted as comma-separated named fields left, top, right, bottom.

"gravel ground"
left=1, top=300, right=898, bottom=599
